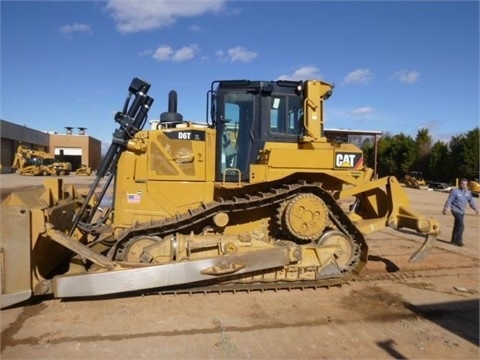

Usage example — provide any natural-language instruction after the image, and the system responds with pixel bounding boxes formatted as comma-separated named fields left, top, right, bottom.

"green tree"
left=449, top=127, right=480, bottom=180
left=413, top=128, right=432, bottom=179
left=376, top=133, right=416, bottom=178
left=428, top=141, right=451, bottom=182
left=359, top=126, right=479, bottom=183
left=361, top=139, right=375, bottom=169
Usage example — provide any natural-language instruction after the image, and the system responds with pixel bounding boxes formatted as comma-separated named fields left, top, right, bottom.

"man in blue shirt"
left=443, top=178, right=479, bottom=246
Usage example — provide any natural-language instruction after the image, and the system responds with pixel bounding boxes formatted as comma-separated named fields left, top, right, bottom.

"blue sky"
left=1, top=0, right=479, bottom=151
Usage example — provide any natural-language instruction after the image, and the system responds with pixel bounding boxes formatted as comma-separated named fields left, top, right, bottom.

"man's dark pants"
left=451, top=211, right=465, bottom=245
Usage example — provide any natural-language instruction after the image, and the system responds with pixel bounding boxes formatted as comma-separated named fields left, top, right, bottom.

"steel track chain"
left=112, top=181, right=369, bottom=288
left=140, top=271, right=417, bottom=296
left=145, top=268, right=475, bottom=297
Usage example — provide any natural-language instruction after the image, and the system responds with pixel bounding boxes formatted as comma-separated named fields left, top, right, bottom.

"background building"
left=0, top=120, right=101, bottom=174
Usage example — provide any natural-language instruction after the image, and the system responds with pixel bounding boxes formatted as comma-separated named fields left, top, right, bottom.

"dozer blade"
left=53, top=247, right=290, bottom=298
left=408, top=234, right=437, bottom=263
left=0, top=205, right=32, bottom=309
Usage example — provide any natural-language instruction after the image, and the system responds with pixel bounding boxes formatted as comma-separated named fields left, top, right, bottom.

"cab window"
left=269, top=96, right=302, bottom=136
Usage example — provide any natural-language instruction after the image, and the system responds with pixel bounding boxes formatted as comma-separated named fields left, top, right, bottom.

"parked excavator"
left=11, top=145, right=71, bottom=176
left=11, top=145, right=56, bottom=176
left=1, top=78, right=440, bottom=308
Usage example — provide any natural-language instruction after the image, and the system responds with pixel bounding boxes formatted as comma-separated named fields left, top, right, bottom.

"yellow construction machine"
left=75, top=164, right=93, bottom=176
left=403, top=171, right=427, bottom=189
left=1, top=78, right=440, bottom=308
left=11, top=145, right=71, bottom=176
left=49, top=160, right=72, bottom=176
left=469, top=180, right=480, bottom=197
left=11, top=145, right=55, bottom=176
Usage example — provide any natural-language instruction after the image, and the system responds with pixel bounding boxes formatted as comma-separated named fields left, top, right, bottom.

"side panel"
left=1, top=205, right=32, bottom=308
left=114, top=181, right=216, bottom=228
left=113, top=126, right=216, bottom=229
left=251, top=142, right=366, bottom=186
left=267, top=148, right=335, bottom=169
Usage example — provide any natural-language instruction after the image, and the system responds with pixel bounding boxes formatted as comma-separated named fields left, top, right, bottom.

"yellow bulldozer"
left=469, top=180, right=480, bottom=197
left=1, top=78, right=440, bottom=308
left=49, top=160, right=72, bottom=176
left=403, top=171, right=427, bottom=189
left=75, top=164, right=93, bottom=176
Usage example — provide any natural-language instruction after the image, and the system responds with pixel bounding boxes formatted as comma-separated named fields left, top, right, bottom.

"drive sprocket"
left=281, top=193, right=329, bottom=242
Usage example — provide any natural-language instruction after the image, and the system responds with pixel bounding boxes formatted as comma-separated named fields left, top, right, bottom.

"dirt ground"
left=1, top=174, right=479, bottom=359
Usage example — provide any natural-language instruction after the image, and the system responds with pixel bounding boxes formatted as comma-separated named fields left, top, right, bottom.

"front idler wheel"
left=316, top=230, right=358, bottom=271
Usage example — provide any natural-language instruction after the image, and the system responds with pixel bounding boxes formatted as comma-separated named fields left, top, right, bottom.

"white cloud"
left=392, top=69, right=420, bottom=84
left=277, top=66, right=321, bottom=81
left=172, top=44, right=199, bottom=62
left=351, top=106, right=373, bottom=116
left=152, top=46, right=174, bottom=61
left=106, top=0, right=226, bottom=34
left=59, top=23, right=92, bottom=35
left=343, top=69, right=373, bottom=85
left=152, top=44, right=199, bottom=62
left=216, top=46, right=257, bottom=63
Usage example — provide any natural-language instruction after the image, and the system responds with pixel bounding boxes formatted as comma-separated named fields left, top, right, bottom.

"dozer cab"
left=1, top=78, right=440, bottom=308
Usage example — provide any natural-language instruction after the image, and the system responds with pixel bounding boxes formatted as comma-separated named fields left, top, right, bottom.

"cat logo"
left=334, top=152, right=363, bottom=169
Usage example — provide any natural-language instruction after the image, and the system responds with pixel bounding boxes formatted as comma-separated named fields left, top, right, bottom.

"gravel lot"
left=1, top=174, right=479, bottom=359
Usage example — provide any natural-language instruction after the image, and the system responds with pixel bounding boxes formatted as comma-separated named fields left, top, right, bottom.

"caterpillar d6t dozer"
left=1, top=77, right=440, bottom=308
